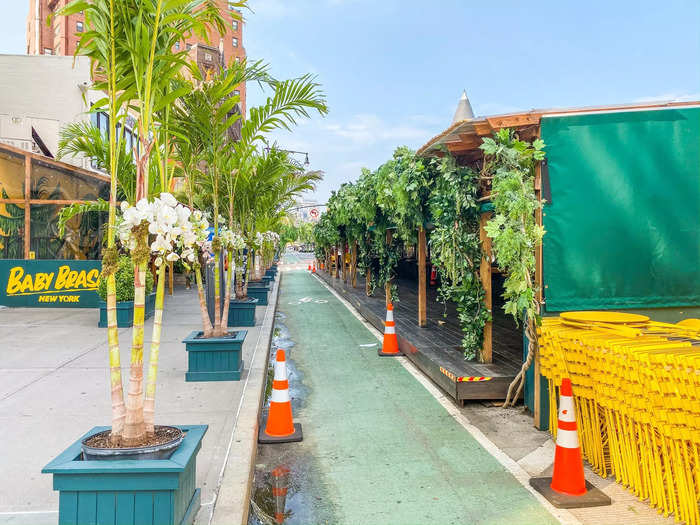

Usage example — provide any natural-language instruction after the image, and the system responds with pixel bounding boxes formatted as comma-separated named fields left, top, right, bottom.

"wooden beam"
left=335, top=244, right=340, bottom=279
left=168, top=260, right=174, bottom=296
left=385, top=229, right=392, bottom=306
left=479, top=212, right=493, bottom=363
left=417, top=226, right=427, bottom=327
left=342, top=242, right=348, bottom=284
left=23, top=153, right=31, bottom=258
left=486, top=113, right=540, bottom=130
left=351, top=240, right=358, bottom=288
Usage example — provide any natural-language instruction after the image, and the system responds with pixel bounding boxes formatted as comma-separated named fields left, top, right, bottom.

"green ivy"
left=428, top=156, right=488, bottom=360
left=481, top=129, right=545, bottom=325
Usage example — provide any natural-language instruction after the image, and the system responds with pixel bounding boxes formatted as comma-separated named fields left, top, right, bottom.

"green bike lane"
left=250, top=268, right=561, bottom=525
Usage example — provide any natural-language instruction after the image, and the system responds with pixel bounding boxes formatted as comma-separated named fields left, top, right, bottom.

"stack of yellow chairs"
left=538, top=312, right=700, bottom=524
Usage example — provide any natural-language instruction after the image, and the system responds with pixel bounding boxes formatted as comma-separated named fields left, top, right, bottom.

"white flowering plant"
left=117, top=193, right=198, bottom=267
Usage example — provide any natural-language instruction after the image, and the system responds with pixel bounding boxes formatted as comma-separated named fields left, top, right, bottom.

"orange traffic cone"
left=550, top=378, right=586, bottom=495
left=259, top=349, right=303, bottom=443
left=307, top=264, right=311, bottom=271
left=312, top=263, right=316, bottom=273
left=529, top=378, right=611, bottom=508
left=271, top=466, right=290, bottom=524
left=378, top=303, right=403, bottom=356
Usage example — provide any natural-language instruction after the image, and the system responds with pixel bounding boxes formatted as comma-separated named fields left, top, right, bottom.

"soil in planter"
left=85, top=425, right=181, bottom=449
left=195, top=330, right=243, bottom=340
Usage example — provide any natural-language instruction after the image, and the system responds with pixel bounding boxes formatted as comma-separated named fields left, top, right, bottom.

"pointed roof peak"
left=452, top=90, right=474, bottom=123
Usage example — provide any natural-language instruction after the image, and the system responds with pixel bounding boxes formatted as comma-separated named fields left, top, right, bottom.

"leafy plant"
left=480, top=128, right=545, bottom=406
left=428, top=156, right=487, bottom=359
left=98, top=256, right=154, bottom=302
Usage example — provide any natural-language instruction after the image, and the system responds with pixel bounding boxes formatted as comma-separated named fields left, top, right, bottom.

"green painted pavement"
left=279, top=270, right=560, bottom=525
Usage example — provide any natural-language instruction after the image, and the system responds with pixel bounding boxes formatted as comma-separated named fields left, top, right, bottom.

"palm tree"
left=58, top=0, right=231, bottom=446
left=172, top=61, right=328, bottom=336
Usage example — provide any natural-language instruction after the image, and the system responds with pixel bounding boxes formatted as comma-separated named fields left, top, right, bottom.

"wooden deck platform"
left=316, top=268, right=523, bottom=403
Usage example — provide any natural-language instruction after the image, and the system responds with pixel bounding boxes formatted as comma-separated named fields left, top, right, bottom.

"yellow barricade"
left=539, top=314, right=700, bottom=524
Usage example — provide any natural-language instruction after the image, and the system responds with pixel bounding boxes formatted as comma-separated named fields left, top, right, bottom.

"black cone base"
left=378, top=348, right=404, bottom=357
left=258, top=423, right=303, bottom=444
left=529, top=477, right=612, bottom=508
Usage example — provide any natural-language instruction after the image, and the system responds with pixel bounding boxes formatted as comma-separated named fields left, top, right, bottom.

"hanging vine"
left=480, top=129, right=545, bottom=407
left=428, top=156, right=488, bottom=360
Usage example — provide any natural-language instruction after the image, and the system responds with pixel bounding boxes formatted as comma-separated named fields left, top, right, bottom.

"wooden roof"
left=0, top=141, right=110, bottom=184
left=417, top=100, right=700, bottom=159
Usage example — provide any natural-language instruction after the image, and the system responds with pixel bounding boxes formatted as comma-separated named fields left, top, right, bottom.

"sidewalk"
left=0, top=279, right=278, bottom=525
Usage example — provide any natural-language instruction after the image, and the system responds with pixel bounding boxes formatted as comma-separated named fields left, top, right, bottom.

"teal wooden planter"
left=246, top=286, right=268, bottom=306
left=260, top=275, right=273, bottom=285
left=227, top=298, right=258, bottom=327
left=264, top=270, right=276, bottom=280
left=42, top=425, right=207, bottom=525
left=98, top=292, right=156, bottom=328
left=183, top=330, right=247, bottom=381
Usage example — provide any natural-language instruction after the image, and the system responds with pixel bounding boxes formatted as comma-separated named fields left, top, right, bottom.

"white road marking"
left=312, top=274, right=581, bottom=525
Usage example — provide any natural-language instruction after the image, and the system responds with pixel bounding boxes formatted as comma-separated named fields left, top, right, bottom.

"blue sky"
left=2, top=1, right=699, bottom=202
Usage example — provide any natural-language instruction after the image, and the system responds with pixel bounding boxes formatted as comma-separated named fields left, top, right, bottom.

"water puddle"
left=248, top=315, right=335, bottom=525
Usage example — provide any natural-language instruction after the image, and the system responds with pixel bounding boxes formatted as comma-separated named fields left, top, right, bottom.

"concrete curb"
left=210, top=273, right=281, bottom=525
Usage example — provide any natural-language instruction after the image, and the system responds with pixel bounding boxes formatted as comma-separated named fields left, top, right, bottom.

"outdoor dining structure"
left=319, top=99, right=700, bottom=409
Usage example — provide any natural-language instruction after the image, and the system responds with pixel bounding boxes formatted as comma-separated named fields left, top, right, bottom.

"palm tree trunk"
left=220, top=249, right=233, bottom=330
left=106, top=273, right=125, bottom=443
left=124, top=255, right=148, bottom=446
left=213, top=251, right=223, bottom=336
left=195, top=265, right=214, bottom=337
left=144, top=263, right=166, bottom=436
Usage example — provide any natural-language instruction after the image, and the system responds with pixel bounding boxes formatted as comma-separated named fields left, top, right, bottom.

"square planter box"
left=264, top=270, right=276, bottom=280
left=98, top=292, right=156, bottom=328
left=183, top=330, right=247, bottom=381
left=246, top=286, right=268, bottom=306
left=42, top=425, right=207, bottom=525
left=227, top=298, right=258, bottom=327
left=260, top=275, right=273, bottom=285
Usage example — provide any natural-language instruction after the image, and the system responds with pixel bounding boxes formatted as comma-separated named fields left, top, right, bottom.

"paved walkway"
left=253, top=268, right=561, bottom=525
left=0, top=282, right=278, bottom=525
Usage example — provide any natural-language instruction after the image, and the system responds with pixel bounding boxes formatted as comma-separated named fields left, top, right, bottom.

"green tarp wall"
left=541, top=107, right=700, bottom=311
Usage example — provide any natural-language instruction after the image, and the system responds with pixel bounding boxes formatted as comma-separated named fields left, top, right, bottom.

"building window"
left=43, top=48, right=53, bottom=55
left=204, top=52, right=212, bottom=62
left=232, top=20, right=238, bottom=31
left=232, top=37, right=238, bottom=48
left=76, top=21, right=83, bottom=32
left=235, top=56, right=240, bottom=63
left=174, top=41, right=180, bottom=50
left=233, top=89, right=240, bottom=96
left=186, top=43, right=192, bottom=50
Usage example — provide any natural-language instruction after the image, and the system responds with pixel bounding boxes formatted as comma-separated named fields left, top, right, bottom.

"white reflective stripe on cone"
left=386, top=310, right=394, bottom=322
left=274, top=361, right=287, bottom=381
left=558, top=396, right=576, bottom=423
left=270, top=388, right=290, bottom=403
left=385, top=325, right=396, bottom=334
left=555, top=428, right=580, bottom=449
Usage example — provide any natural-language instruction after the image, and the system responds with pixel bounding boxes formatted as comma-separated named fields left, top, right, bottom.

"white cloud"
left=324, top=113, right=433, bottom=145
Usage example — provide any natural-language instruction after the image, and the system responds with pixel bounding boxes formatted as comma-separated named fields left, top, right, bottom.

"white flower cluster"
left=118, top=193, right=199, bottom=267
left=262, top=231, right=280, bottom=245
left=220, top=227, right=246, bottom=251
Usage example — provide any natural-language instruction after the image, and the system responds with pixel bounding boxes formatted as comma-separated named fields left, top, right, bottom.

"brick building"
left=26, top=0, right=246, bottom=112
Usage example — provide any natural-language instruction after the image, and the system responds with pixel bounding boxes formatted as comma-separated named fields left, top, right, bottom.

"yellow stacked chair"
left=538, top=312, right=700, bottom=524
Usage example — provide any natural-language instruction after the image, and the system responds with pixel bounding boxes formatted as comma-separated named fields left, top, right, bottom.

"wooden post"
left=23, top=153, right=31, bottom=258
left=366, top=269, right=371, bottom=296
left=335, top=244, right=340, bottom=279
left=479, top=212, right=493, bottom=363
left=417, top=226, right=427, bottom=327
left=342, top=242, right=348, bottom=284
left=168, top=260, right=174, bottom=296
left=385, top=229, right=393, bottom=306
left=351, top=240, right=358, bottom=288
